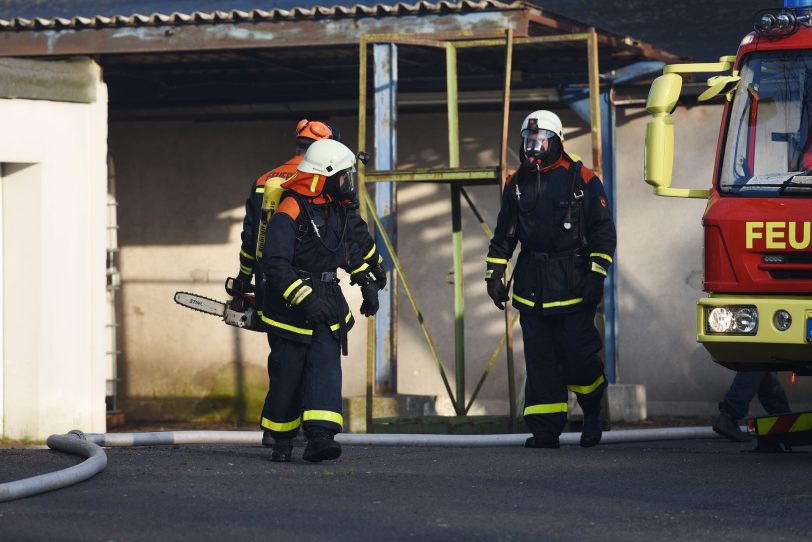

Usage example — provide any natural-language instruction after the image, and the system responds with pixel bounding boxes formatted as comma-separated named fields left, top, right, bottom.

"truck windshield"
left=719, top=51, right=812, bottom=196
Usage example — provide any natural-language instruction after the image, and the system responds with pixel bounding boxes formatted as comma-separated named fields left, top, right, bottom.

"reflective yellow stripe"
left=259, top=312, right=313, bottom=336
left=351, top=262, right=370, bottom=275
left=485, top=269, right=494, bottom=279
left=240, top=249, right=255, bottom=261
left=486, top=257, right=508, bottom=265
left=329, top=311, right=353, bottom=331
left=542, top=298, right=583, bottom=309
left=756, top=416, right=778, bottom=435
left=291, top=286, right=312, bottom=306
left=591, top=262, right=607, bottom=276
left=567, top=375, right=605, bottom=395
left=261, top=416, right=301, bottom=432
left=378, top=254, right=383, bottom=264
left=303, top=410, right=343, bottom=428
left=283, top=279, right=303, bottom=300
left=590, top=252, right=613, bottom=263
left=364, top=244, right=377, bottom=261
left=256, top=187, right=265, bottom=194
left=790, top=413, right=812, bottom=433
left=513, top=294, right=535, bottom=307
left=239, top=264, right=253, bottom=275
left=310, top=174, right=320, bottom=193
left=524, top=403, right=568, bottom=416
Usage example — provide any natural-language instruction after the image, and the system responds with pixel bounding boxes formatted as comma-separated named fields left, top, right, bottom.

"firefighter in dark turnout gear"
left=485, top=110, right=616, bottom=449
left=232, top=120, right=386, bottom=452
left=258, top=139, right=380, bottom=462
left=234, top=119, right=385, bottom=297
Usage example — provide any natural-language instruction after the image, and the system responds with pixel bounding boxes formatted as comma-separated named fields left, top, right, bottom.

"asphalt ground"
left=1, top=436, right=810, bottom=542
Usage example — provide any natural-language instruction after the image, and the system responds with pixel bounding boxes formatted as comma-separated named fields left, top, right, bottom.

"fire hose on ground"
left=0, top=426, right=726, bottom=503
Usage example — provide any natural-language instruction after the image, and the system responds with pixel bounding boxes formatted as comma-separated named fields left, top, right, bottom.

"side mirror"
left=644, top=73, right=711, bottom=199
left=645, top=74, right=682, bottom=190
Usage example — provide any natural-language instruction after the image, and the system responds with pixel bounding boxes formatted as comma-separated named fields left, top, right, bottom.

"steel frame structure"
left=356, top=28, right=606, bottom=433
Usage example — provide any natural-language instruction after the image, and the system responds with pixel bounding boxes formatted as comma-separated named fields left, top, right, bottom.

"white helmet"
left=520, top=110, right=564, bottom=141
left=298, top=139, right=356, bottom=176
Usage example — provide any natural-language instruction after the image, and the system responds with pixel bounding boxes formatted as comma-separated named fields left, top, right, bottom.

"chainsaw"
left=174, top=276, right=263, bottom=331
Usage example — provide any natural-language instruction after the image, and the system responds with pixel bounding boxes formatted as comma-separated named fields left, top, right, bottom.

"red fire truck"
left=644, top=0, right=812, bottom=449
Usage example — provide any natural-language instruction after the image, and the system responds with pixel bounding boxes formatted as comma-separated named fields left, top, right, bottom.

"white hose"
left=0, top=426, right=724, bottom=503
left=0, top=430, right=107, bottom=503
left=83, top=426, right=721, bottom=447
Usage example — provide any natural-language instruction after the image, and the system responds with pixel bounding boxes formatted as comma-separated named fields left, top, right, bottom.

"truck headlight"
left=706, top=306, right=758, bottom=334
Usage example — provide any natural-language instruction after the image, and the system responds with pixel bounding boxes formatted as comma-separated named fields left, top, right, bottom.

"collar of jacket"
left=281, top=170, right=333, bottom=204
left=255, top=155, right=303, bottom=188
left=540, top=151, right=570, bottom=173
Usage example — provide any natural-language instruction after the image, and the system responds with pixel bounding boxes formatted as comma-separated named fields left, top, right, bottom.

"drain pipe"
left=0, top=426, right=727, bottom=503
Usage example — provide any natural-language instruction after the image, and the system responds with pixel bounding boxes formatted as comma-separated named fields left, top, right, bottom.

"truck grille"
left=761, top=253, right=812, bottom=279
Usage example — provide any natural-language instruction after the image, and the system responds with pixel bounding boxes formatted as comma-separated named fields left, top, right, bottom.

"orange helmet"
left=296, top=119, right=332, bottom=141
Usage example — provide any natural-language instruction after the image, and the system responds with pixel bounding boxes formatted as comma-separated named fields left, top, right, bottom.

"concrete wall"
left=111, top=103, right=812, bottom=425
left=0, top=61, right=108, bottom=439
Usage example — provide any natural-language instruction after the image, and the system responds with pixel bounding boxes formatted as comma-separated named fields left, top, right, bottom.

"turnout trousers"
left=260, top=327, right=343, bottom=439
left=720, top=371, right=790, bottom=419
left=520, top=308, right=607, bottom=435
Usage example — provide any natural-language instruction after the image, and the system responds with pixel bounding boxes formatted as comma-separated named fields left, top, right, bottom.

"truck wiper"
left=779, top=170, right=812, bottom=193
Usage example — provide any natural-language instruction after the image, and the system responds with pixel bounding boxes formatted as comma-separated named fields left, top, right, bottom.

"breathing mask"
left=522, top=121, right=560, bottom=159
left=324, top=168, right=357, bottom=202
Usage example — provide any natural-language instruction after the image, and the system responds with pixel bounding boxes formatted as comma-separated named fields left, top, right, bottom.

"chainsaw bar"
left=174, top=291, right=227, bottom=318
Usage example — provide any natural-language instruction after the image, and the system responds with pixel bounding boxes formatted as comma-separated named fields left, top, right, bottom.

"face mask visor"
left=339, top=168, right=356, bottom=198
left=521, top=129, right=556, bottom=159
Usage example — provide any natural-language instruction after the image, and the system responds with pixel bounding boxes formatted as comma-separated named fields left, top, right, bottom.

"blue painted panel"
left=373, top=43, right=398, bottom=393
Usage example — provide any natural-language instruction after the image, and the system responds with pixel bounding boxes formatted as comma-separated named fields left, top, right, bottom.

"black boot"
left=580, top=408, right=603, bottom=448
left=262, top=430, right=274, bottom=447
left=270, top=437, right=293, bottom=462
left=524, top=432, right=560, bottom=449
left=712, top=410, right=753, bottom=442
left=303, top=428, right=342, bottom=463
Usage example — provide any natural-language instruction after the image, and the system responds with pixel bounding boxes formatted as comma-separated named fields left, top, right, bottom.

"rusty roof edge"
left=0, top=1, right=530, bottom=31
left=525, top=5, right=685, bottom=63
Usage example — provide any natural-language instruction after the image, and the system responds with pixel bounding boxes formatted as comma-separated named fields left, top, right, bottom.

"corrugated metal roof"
left=0, top=0, right=525, bottom=31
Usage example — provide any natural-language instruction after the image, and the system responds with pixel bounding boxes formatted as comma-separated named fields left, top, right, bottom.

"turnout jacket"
left=237, top=156, right=381, bottom=282
left=258, top=170, right=374, bottom=343
left=486, top=153, right=616, bottom=315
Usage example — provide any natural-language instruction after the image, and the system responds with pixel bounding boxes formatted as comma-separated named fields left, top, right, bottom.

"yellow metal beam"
left=364, top=167, right=500, bottom=183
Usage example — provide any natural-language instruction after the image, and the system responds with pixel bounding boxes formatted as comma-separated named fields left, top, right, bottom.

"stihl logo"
left=746, top=221, right=811, bottom=250
left=189, top=298, right=204, bottom=306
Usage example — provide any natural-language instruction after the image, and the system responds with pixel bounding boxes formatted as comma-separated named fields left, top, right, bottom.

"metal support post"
left=357, top=39, right=375, bottom=433
left=497, top=28, right=518, bottom=431
left=446, top=43, right=465, bottom=415
left=373, top=43, right=398, bottom=394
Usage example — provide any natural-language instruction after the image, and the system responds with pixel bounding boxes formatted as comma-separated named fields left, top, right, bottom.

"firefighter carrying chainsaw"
left=232, top=119, right=384, bottom=459
left=485, top=110, right=616, bottom=449
left=255, top=138, right=380, bottom=463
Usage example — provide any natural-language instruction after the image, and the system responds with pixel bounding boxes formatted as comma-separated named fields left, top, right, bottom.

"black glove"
left=581, top=273, right=605, bottom=307
left=299, top=294, right=331, bottom=325
left=372, top=263, right=387, bottom=291
left=360, top=283, right=379, bottom=317
left=486, top=278, right=509, bottom=310
left=228, top=273, right=254, bottom=294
